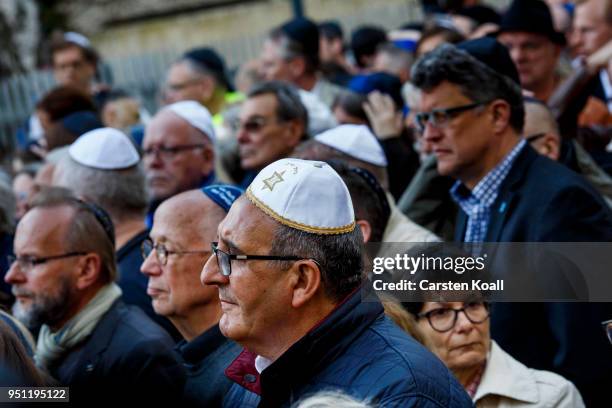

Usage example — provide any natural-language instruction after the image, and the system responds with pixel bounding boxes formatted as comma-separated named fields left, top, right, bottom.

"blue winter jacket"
left=222, top=288, right=473, bottom=407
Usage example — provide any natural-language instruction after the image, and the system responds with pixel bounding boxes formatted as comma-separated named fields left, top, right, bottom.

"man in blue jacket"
left=202, top=158, right=472, bottom=407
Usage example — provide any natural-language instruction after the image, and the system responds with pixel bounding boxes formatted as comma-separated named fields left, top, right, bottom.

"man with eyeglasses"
left=412, top=39, right=612, bottom=406
left=236, top=81, right=308, bottom=187
left=4, top=190, right=185, bottom=404
left=140, top=184, right=242, bottom=406
left=202, top=158, right=472, bottom=407
left=143, top=100, right=216, bottom=227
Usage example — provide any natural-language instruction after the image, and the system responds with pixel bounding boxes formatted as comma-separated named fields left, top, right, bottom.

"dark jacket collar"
left=176, top=324, right=227, bottom=364
left=225, top=287, right=383, bottom=399
left=455, top=144, right=537, bottom=242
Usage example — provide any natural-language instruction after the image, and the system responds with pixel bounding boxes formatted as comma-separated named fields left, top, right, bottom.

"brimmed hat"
left=497, top=0, right=566, bottom=45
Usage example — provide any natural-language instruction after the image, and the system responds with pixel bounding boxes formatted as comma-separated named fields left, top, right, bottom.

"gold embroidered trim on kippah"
left=246, top=187, right=355, bottom=235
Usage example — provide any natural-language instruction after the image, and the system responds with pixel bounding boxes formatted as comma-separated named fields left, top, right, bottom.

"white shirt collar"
left=254, top=355, right=274, bottom=374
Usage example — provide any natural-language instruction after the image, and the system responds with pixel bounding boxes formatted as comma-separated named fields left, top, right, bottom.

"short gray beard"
left=12, top=277, right=74, bottom=331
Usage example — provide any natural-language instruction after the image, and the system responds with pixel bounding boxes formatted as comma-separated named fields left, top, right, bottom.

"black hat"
left=497, top=0, right=566, bottom=45
left=184, top=47, right=234, bottom=92
left=457, top=36, right=521, bottom=86
left=280, top=17, right=320, bottom=65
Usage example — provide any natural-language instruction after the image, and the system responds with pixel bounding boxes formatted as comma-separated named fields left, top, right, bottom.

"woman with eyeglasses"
left=403, top=300, right=585, bottom=407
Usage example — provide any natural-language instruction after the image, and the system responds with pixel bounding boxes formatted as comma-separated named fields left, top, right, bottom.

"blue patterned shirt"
left=450, top=139, right=526, bottom=243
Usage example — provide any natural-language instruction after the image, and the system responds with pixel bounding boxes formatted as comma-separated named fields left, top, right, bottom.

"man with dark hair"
left=326, top=161, right=390, bottom=244
left=202, top=158, right=471, bottom=407
left=5, top=191, right=184, bottom=403
left=350, top=25, right=388, bottom=70
left=164, top=47, right=234, bottom=116
left=261, top=18, right=343, bottom=107
left=236, top=81, right=308, bottom=186
left=318, top=20, right=353, bottom=86
left=412, top=38, right=612, bottom=406
left=51, top=35, right=98, bottom=96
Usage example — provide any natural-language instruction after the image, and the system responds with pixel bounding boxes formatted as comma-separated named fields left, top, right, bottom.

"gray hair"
left=270, top=223, right=364, bottom=303
left=248, top=81, right=309, bottom=138
left=411, top=43, right=525, bottom=133
left=54, top=156, right=148, bottom=223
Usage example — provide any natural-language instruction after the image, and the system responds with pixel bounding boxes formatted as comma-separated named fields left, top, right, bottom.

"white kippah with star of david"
left=246, top=158, right=356, bottom=234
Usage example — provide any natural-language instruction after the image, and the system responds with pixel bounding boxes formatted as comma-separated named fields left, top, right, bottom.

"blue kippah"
left=201, top=184, right=243, bottom=213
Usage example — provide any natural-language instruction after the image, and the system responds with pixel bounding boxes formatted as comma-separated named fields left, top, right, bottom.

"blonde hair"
left=380, top=293, right=425, bottom=344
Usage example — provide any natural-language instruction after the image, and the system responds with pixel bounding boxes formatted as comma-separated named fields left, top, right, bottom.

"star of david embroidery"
left=262, top=170, right=286, bottom=191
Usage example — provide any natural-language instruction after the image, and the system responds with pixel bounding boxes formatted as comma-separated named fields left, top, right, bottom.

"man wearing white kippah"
left=143, top=100, right=216, bottom=227
left=53, top=127, right=181, bottom=340
left=202, top=158, right=472, bottom=407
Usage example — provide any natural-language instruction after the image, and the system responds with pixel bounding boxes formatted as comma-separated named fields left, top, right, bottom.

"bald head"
left=155, top=189, right=226, bottom=244
left=523, top=100, right=560, bottom=161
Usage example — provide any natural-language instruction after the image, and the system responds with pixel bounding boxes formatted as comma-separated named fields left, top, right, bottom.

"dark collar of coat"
left=224, top=286, right=384, bottom=399
left=455, top=143, right=536, bottom=242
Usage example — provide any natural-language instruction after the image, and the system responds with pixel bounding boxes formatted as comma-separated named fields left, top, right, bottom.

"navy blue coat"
left=223, top=289, right=472, bottom=408
left=454, top=145, right=612, bottom=406
left=177, top=324, right=242, bottom=407
left=51, top=299, right=186, bottom=404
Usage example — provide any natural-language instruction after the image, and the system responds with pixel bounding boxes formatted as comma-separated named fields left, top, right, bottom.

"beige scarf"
left=35, top=283, right=122, bottom=370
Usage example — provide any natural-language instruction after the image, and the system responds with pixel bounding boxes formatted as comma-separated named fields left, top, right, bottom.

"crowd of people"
left=1, top=0, right=611, bottom=406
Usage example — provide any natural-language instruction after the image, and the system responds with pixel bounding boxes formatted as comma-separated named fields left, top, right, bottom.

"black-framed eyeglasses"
left=415, top=102, right=489, bottom=133
left=141, top=238, right=211, bottom=266
left=8, top=252, right=87, bottom=273
left=418, top=302, right=490, bottom=332
left=602, top=319, right=612, bottom=345
left=211, top=241, right=307, bottom=277
left=525, top=133, right=546, bottom=143
left=142, top=144, right=207, bottom=159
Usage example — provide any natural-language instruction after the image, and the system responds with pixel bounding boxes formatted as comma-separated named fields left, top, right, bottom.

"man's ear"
left=356, top=219, right=372, bottom=243
left=489, top=100, right=512, bottom=134
left=199, top=143, right=215, bottom=176
left=539, top=133, right=561, bottom=161
left=75, top=253, right=102, bottom=290
left=290, top=260, right=322, bottom=308
left=284, top=120, right=305, bottom=147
